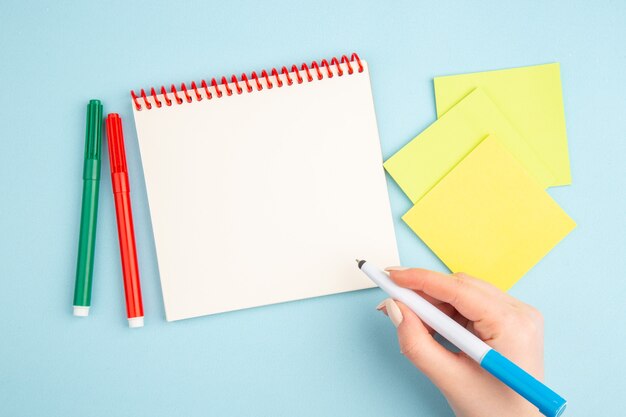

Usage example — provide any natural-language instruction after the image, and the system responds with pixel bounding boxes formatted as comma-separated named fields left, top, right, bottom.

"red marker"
left=106, top=114, right=144, bottom=328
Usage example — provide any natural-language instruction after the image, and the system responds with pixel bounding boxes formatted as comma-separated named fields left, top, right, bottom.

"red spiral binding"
left=180, top=83, right=192, bottom=103
left=130, top=90, right=141, bottom=110
left=211, top=78, right=223, bottom=98
left=170, top=85, right=183, bottom=104
left=310, top=61, right=323, bottom=80
left=300, top=63, right=313, bottom=82
left=271, top=68, right=283, bottom=87
left=261, top=69, right=273, bottom=89
left=240, top=73, right=253, bottom=92
left=320, top=59, right=333, bottom=78
left=160, top=86, right=172, bottom=105
left=140, top=89, right=152, bottom=110
left=330, top=57, right=343, bottom=76
left=190, top=81, right=202, bottom=101
left=291, top=65, right=303, bottom=84
left=341, top=55, right=353, bottom=74
left=281, top=66, right=293, bottom=85
left=150, top=87, right=162, bottom=107
left=231, top=75, right=243, bottom=94
left=200, top=80, right=212, bottom=99
left=351, top=53, right=363, bottom=72
left=250, top=71, right=263, bottom=90
left=130, top=53, right=364, bottom=110
left=220, top=76, right=233, bottom=96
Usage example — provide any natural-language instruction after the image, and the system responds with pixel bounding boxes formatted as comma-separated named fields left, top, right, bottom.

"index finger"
left=387, top=268, right=505, bottom=321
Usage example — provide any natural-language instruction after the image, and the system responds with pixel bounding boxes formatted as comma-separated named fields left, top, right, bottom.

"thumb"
left=380, top=299, right=469, bottom=389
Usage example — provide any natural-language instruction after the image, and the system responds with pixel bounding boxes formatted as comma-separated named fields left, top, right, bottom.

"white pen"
left=356, top=259, right=567, bottom=417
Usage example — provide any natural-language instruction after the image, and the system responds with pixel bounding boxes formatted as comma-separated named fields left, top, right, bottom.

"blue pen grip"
left=481, top=350, right=566, bottom=417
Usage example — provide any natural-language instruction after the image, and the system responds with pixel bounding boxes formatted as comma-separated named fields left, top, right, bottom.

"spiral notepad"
left=131, top=54, right=398, bottom=321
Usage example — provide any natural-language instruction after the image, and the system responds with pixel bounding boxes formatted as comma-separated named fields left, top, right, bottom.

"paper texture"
left=402, top=136, right=575, bottom=290
left=434, top=63, right=571, bottom=185
left=132, top=61, right=399, bottom=321
left=384, top=88, right=553, bottom=203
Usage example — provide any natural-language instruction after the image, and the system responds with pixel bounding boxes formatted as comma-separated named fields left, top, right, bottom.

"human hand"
left=377, top=268, right=544, bottom=417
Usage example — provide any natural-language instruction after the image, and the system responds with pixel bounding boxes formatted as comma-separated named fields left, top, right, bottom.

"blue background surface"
left=1, top=1, right=624, bottom=416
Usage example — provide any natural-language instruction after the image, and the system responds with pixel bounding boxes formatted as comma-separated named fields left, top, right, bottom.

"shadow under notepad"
left=124, top=108, right=166, bottom=323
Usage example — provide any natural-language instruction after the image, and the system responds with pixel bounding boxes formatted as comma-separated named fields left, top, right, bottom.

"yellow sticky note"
left=434, top=63, right=571, bottom=185
left=402, top=136, right=575, bottom=290
left=384, top=88, right=553, bottom=203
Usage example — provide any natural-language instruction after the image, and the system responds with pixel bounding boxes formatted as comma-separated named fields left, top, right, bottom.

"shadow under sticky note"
left=384, top=88, right=553, bottom=204
left=434, top=63, right=571, bottom=186
left=402, top=136, right=575, bottom=291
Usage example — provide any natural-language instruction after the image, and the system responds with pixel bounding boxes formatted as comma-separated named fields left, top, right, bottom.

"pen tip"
left=355, top=259, right=360, bottom=263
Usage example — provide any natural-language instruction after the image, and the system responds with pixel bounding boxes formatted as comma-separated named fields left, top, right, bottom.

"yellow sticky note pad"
left=384, top=88, right=553, bottom=203
left=434, top=63, right=571, bottom=185
left=402, top=136, right=575, bottom=290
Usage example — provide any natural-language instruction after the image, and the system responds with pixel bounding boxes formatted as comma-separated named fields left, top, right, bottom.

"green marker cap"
left=83, top=99, right=102, bottom=180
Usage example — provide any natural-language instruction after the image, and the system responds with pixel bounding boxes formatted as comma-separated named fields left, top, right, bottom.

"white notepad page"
left=132, top=59, right=399, bottom=321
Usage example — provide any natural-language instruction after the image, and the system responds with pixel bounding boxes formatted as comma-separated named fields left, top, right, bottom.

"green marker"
left=73, top=99, right=103, bottom=317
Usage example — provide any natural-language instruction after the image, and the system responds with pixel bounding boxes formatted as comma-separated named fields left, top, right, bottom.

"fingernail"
left=385, top=266, right=410, bottom=272
left=384, top=299, right=403, bottom=328
left=376, top=301, right=385, bottom=310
